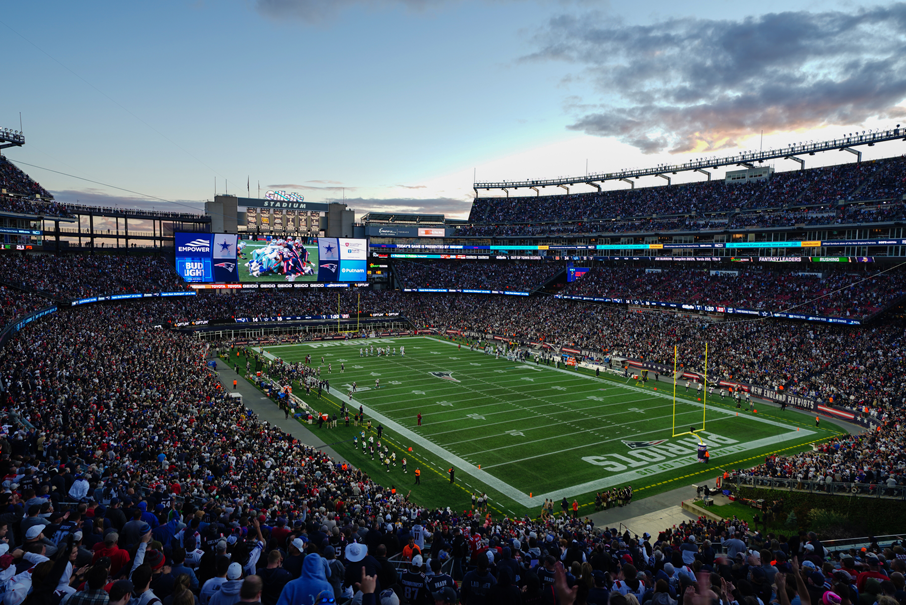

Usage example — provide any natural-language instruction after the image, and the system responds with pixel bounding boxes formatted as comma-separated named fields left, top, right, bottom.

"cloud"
left=267, top=183, right=356, bottom=192
left=332, top=196, right=472, bottom=218
left=256, top=0, right=450, bottom=22
left=395, top=184, right=427, bottom=189
left=527, top=4, right=906, bottom=153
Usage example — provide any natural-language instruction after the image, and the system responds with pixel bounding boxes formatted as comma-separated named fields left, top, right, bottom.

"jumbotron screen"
left=174, top=233, right=367, bottom=283
left=239, top=236, right=367, bottom=283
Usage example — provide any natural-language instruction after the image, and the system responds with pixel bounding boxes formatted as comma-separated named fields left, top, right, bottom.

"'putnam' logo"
left=621, top=440, right=667, bottom=449
left=430, top=371, right=460, bottom=383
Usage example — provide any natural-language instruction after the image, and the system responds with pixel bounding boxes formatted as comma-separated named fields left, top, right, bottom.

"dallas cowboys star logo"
left=324, top=243, right=334, bottom=253
left=220, top=240, right=232, bottom=252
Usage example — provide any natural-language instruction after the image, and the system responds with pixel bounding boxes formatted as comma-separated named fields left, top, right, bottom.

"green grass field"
left=234, top=336, right=845, bottom=518
left=238, top=242, right=320, bottom=282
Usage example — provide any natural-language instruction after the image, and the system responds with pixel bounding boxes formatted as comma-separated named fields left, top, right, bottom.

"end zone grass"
left=227, top=336, right=844, bottom=519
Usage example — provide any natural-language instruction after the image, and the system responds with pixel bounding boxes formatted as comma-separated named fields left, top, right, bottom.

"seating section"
left=462, top=156, right=906, bottom=236
left=559, top=266, right=906, bottom=319
left=0, top=254, right=185, bottom=300
left=393, top=260, right=563, bottom=291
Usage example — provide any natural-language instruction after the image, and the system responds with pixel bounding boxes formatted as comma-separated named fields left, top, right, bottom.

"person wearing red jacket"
left=92, top=532, right=131, bottom=577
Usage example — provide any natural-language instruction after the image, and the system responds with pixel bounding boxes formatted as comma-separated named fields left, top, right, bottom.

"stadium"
left=3, top=5, right=906, bottom=604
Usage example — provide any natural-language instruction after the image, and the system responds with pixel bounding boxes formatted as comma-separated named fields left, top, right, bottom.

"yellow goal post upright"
left=336, top=292, right=363, bottom=334
left=670, top=343, right=708, bottom=443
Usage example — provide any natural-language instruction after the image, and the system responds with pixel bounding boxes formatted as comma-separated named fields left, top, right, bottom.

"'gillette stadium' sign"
left=235, top=195, right=331, bottom=211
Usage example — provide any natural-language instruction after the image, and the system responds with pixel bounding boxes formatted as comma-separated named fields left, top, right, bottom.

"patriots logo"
left=320, top=263, right=337, bottom=272
left=214, top=262, right=236, bottom=272
left=621, top=439, right=667, bottom=449
left=430, top=371, right=459, bottom=383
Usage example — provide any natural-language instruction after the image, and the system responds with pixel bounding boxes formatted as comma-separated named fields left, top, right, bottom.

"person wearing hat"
left=201, top=556, right=233, bottom=605
left=399, top=555, right=427, bottom=604
left=283, top=537, right=307, bottom=579
left=209, top=563, right=245, bottom=605
left=857, top=553, right=889, bottom=591
left=324, top=546, right=346, bottom=600
left=24, top=524, right=59, bottom=558
left=275, top=549, right=334, bottom=605
left=343, top=542, right=382, bottom=596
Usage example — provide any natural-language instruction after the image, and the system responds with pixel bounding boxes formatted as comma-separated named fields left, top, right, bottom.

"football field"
left=254, top=336, right=841, bottom=516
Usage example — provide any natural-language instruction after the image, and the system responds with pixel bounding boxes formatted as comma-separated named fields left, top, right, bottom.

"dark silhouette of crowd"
left=0, top=254, right=185, bottom=300
left=394, top=261, right=563, bottom=292
left=559, top=266, right=906, bottom=319
left=461, top=156, right=906, bottom=237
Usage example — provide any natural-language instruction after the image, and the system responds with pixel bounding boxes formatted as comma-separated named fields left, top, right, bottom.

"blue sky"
left=2, top=0, right=905, bottom=219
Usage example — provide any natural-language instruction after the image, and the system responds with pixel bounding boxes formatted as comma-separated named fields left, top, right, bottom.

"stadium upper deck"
left=460, top=155, right=906, bottom=237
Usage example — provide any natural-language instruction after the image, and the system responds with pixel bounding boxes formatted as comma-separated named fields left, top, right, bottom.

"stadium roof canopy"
left=474, top=125, right=906, bottom=195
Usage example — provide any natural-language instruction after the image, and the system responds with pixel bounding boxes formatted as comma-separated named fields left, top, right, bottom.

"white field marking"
left=360, top=351, right=677, bottom=437
left=326, top=385, right=531, bottom=505
left=462, top=407, right=736, bottom=455
left=529, top=429, right=816, bottom=504
left=442, top=401, right=721, bottom=448
left=366, top=391, right=655, bottom=416
left=356, top=367, right=629, bottom=404
left=410, top=394, right=665, bottom=433
left=424, top=337, right=813, bottom=480
left=425, top=337, right=806, bottom=433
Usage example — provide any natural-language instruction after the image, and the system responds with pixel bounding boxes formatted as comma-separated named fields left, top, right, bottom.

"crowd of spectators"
left=0, top=285, right=48, bottom=329
left=0, top=195, right=72, bottom=218
left=0, top=157, right=52, bottom=200
left=465, top=156, right=906, bottom=232
left=393, top=261, right=562, bottom=292
left=455, top=201, right=906, bottom=238
left=558, top=267, right=906, bottom=319
left=1, top=298, right=903, bottom=605
left=745, top=417, right=906, bottom=486
left=0, top=254, right=185, bottom=300
left=381, top=293, right=905, bottom=410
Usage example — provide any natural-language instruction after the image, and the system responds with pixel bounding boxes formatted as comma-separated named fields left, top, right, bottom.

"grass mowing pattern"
left=236, top=336, right=845, bottom=518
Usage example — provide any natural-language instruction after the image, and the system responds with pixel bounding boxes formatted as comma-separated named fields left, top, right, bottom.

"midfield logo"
left=430, top=371, right=460, bottom=383
left=621, top=439, right=667, bottom=449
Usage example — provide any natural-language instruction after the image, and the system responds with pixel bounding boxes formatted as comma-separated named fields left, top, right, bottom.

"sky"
left=2, top=0, right=906, bottom=220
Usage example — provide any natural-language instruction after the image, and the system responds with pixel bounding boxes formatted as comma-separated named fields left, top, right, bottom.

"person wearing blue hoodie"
left=210, top=563, right=246, bottom=605
left=276, top=552, right=335, bottom=605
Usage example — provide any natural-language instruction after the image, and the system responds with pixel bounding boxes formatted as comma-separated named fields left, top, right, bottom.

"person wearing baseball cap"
left=209, top=563, right=245, bottom=605
left=283, top=537, right=307, bottom=579
left=399, top=555, right=426, bottom=604
left=432, top=587, right=458, bottom=605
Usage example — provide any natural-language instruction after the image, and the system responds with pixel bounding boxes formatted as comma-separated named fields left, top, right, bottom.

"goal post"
left=671, top=343, right=708, bottom=441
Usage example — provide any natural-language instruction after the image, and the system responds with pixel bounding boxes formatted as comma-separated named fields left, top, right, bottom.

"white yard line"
left=258, top=338, right=816, bottom=508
